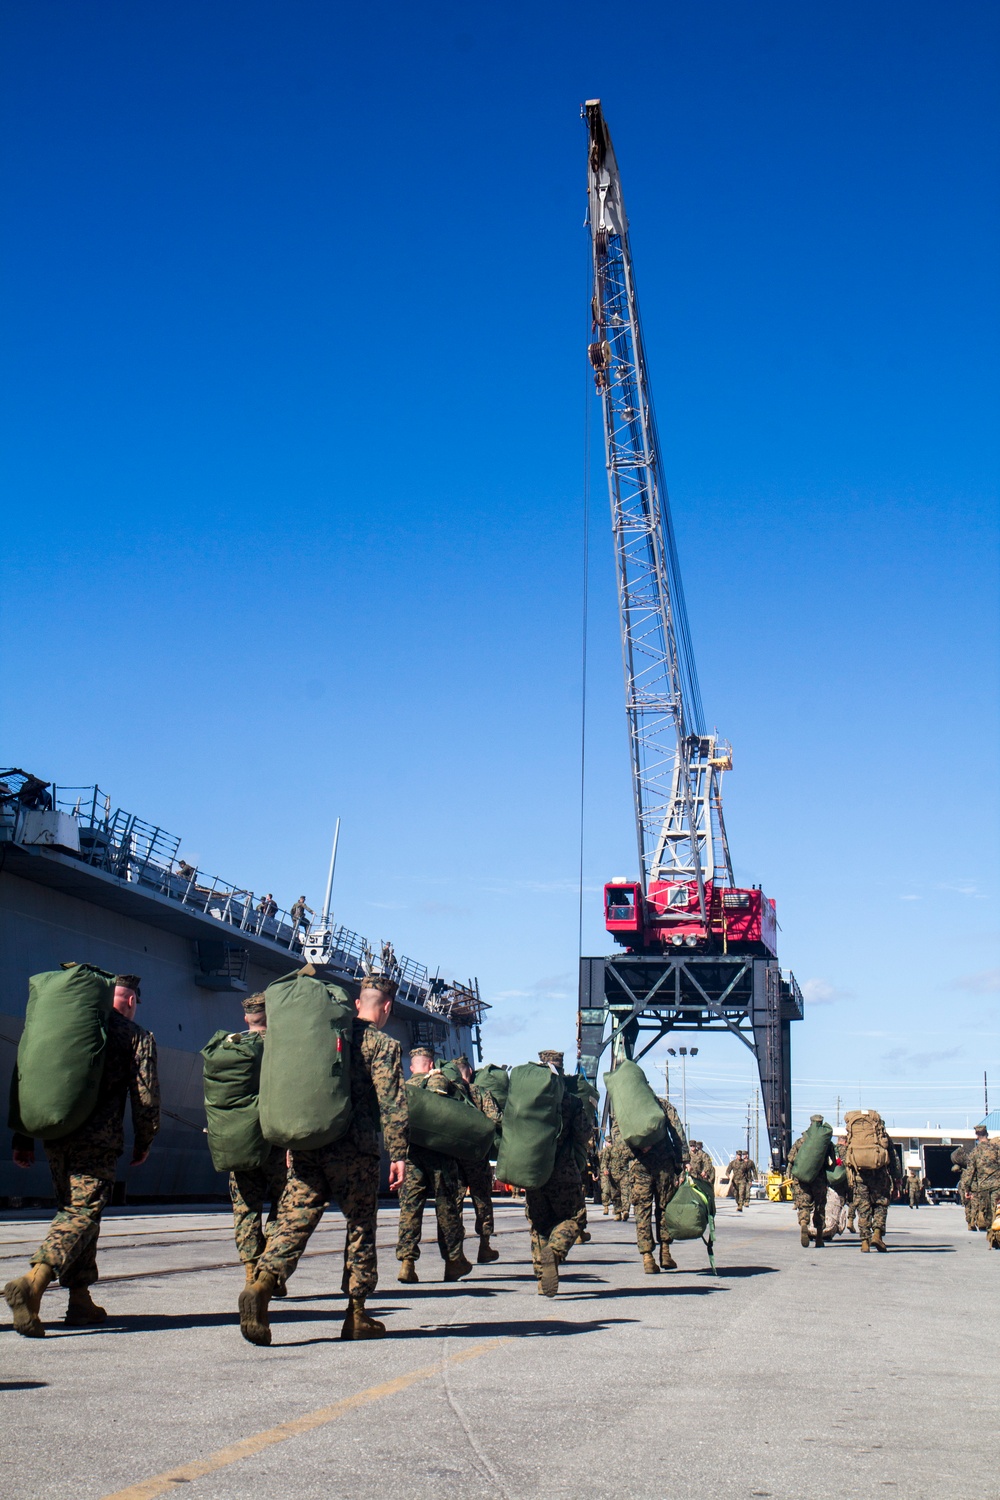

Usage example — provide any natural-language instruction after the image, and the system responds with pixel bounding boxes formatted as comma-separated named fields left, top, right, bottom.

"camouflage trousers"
left=32, top=1144, right=117, bottom=1289
left=396, top=1146, right=464, bottom=1263
left=229, top=1145, right=288, bottom=1265
left=629, top=1150, right=680, bottom=1255
left=525, top=1158, right=585, bottom=1275
left=792, top=1176, right=828, bottom=1235
left=907, top=1182, right=921, bottom=1208
left=454, top=1156, right=495, bottom=1240
left=257, top=1142, right=380, bottom=1298
left=850, top=1167, right=891, bottom=1240
left=734, top=1178, right=751, bottom=1209
left=972, top=1186, right=1000, bottom=1246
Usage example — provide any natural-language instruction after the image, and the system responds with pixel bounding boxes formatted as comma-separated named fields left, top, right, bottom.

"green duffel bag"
left=826, top=1162, right=848, bottom=1190
left=494, top=1062, right=563, bottom=1189
left=405, top=1081, right=495, bottom=1160
left=662, top=1177, right=717, bottom=1273
left=565, top=1073, right=599, bottom=1170
left=258, top=970, right=353, bottom=1150
left=201, top=1030, right=269, bottom=1173
left=9, top=964, right=115, bottom=1140
left=439, top=1059, right=463, bottom=1085
left=603, top=1060, right=667, bottom=1153
left=474, top=1063, right=509, bottom=1112
left=791, top=1119, right=833, bottom=1184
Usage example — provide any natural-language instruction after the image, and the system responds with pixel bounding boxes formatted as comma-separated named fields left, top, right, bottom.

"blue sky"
left=2, top=2, right=997, bottom=1155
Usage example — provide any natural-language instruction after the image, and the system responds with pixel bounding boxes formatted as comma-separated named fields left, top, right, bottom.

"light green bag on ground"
left=258, top=970, right=353, bottom=1150
left=494, top=1063, right=563, bottom=1189
left=826, top=1162, right=848, bottom=1190
left=473, top=1064, right=509, bottom=1112
left=405, top=1081, right=495, bottom=1159
left=201, top=1030, right=269, bottom=1173
left=791, top=1119, right=833, bottom=1184
left=603, top=1061, right=667, bottom=1153
left=9, top=964, right=115, bottom=1140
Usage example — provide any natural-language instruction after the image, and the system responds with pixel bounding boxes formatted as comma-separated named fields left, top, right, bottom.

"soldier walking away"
left=688, top=1141, right=716, bottom=1187
left=449, top=1055, right=502, bottom=1264
left=787, top=1117, right=836, bottom=1249
left=395, top=1051, right=473, bottom=1284
left=228, top=995, right=289, bottom=1296
left=628, top=1093, right=689, bottom=1274
left=239, top=975, right=407, bottom=1346
left=964, top=1125, right=1000, bottom=1249
left=608, top=1116, right=632, bottom=1220
left=5, top=972, right=160, bottom=1337
left=526, top=1051, right=588, bottom=1297
left=290, top=895, right=314, bottom=935
left=844, top=1109, right=899, bottom=1253
left=951, top=1143, right=976, bottom=1228
left=906, top=1166, right=923, bottom=1209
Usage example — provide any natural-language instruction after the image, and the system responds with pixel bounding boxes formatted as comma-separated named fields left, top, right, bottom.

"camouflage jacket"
left=727, top=1157, right=749, bottom=1182
left=966, top=1139, right=1000, bottom=1192
left=451, top=1076, right=502, bottom=1126
left=14, top=1010, right=160, bottom=1162
left=689, top=1147, right=716, bottom=1184
left=657, top=1095, right=690, bottom=1168
left=348, top=1020, right=408, bottom=1161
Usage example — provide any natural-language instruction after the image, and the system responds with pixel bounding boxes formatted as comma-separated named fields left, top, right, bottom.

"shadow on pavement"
left=277, top=1315, right=638, bottom=1348
left=696, top=1265, right=778, bottom=1279
left=570, top=1283, right=725, bottom=1300
left=0, top=1380, right=48, bottom=1390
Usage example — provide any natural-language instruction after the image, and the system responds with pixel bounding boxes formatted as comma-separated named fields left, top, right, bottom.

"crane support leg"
left=579, top=954, right=801, bottom=1165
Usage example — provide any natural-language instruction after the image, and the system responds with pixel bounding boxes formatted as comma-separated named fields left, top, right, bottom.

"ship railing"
left=33, top=782, right=472, bottom=987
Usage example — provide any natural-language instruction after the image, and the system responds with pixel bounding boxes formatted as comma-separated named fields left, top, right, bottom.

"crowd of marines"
left=5, top=974, right=999, bottom=1345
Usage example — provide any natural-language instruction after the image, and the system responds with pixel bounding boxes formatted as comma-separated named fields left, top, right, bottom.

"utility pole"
left=836, top=1094, right=841, bottom=1128
left=754, top=1087, right=760, bottom=1165
left=745, top=1101, right=751, bottom=1156
left=985, top=1071, right=989, bottom=1118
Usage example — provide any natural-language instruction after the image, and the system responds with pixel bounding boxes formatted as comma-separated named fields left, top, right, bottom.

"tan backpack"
left=844, top=1110, right=891, bottom=1171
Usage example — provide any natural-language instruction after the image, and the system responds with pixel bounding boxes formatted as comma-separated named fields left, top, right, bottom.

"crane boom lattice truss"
left=585, top=100, right=733, bottom=900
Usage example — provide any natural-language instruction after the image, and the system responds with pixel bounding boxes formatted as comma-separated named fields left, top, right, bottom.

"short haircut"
left=359, top=975, right=398, bottom=1000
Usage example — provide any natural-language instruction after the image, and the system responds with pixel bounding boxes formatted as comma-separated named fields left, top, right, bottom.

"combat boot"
left=65, top=1287, right=107, bottom=1326
left=443, top=1252, right=474, bottom=1282
left=397, top=1258, right=419, bottom=1284
left=800, top=1228, right=811, bottom=1247
left=612, top=1210, right=622, bottom=1221
left=537, top=1245, right=559, bottom=1298
left=577, top=1229, right=592, bottom=1244
left=660, top=1246, right=678, bottom=1271
left=814, top=1229, right=824, bottom=1248
left=272, top=1276, right=288, bottom=1298
left=477, top=1236, right=499, bottom=1264
left=341, top=1297, right=386, bottom=1340
left=642, top=1252, right=661, bottom=1275
left=872, top=1231, right=887, bottom=1252
left=238, top=1268, right=277, bottom=1346
left=602, top=1204, right=610, bottom=1216
left=860, top=1239, right=870, bottom=1252
left=4, top=1262, right=54, bottom=1338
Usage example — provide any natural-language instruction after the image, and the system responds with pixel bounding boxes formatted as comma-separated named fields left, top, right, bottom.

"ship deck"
left=0, top=1199, right=991, bottom=1499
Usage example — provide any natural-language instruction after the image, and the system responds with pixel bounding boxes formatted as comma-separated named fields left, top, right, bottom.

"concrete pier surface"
left=0, top=1198, right=993, bottom=1500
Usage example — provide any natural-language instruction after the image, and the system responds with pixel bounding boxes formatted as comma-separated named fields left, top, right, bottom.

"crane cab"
left=605, top=878, right=777, bottom=957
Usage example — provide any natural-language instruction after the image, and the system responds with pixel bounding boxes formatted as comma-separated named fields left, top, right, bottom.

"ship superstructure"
left=0, top=768, right=487, bottom=1201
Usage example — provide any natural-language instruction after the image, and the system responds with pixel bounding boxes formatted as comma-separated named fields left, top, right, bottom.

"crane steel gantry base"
left=578, top=953, right=804, bottom=1166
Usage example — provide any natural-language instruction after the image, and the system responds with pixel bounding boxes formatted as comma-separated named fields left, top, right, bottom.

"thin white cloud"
left=802, top=978, right=854, bottom=1005
left=952, top=968, right=1000, bottom=994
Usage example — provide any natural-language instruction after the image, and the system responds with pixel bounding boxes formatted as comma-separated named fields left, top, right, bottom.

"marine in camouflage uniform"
left=573, top=1082, right=599, bottom=1246
left=447, top=1055, right=502, bottom=1262
left=525, top=1051, right=589, bottom=1296
left=599, top=1139, right=617, bottom=1214
left=628, top=1095, right=689, bottom=1273
left=845, top=1114, right=898, bottom=1252
left=787, top=1118, right=836, bottom=1248
left=688, top=1141, right=716, bottom=1187
left=726, top=1151, right=755, bottom=1209
left=226, top=995, right=288, bottom=1285
left=951, top=1144, right=976, bottom=1228
left=964, top=1129, right=1000, bottom=1248
left=608, top=1117, right=632, bottom=1220
left=240, top=977, right=408, bottom=1345
left=906, top=1167, right=922, bottom=1208
left=396, top=1055, right=469, bottom=1279
left=5, top=972, right=159, bottom=1337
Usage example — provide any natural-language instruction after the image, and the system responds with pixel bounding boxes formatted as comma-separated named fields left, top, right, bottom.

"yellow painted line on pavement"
left=100, top=1337, right=510, bottom=1500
